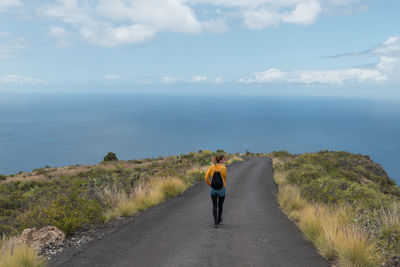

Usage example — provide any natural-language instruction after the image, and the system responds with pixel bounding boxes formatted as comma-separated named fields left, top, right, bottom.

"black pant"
left=211, top=195, right=225, bottom=225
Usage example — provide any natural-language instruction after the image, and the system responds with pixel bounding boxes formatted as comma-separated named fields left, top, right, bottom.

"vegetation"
left=270, top=150, right=400, bottom=266
left=103, top=152, right=118, bottom=162
left=0, top=150, right=242, bottom=265
left=102, top=177, right=189, bottom=222
left=6, top=149, right=397, bottom=266
left=0, top=238, right=44, bottom=267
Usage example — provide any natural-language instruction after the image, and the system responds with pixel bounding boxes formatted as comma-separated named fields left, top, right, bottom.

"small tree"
left=104, top=152, right=118, bottom=162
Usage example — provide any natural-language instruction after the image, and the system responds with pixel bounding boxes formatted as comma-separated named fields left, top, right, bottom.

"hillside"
left=270, top=150, right=400, bottom=266
left=1, top=150, right=399, bottom=267
left=0, top=151, right=244, bottom=237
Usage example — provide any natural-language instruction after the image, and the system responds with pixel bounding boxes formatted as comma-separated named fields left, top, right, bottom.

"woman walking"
left=205, top=154, right=227, bottom=228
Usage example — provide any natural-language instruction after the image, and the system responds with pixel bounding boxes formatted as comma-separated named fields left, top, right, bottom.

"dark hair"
left=212, top=154, right=225, bottom=164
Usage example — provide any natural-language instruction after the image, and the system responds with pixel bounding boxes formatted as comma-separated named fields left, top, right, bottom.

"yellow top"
left=204, top=164, right=227, bottom=187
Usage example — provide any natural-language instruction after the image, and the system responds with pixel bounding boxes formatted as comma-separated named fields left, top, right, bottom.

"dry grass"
left=0, top=165, right=93, bottom=184
left=273, top=164, right=382, bottom=266
left=294, top=201, right=381, bottom=266
left=272, top=156, right=295, bottom=167
left=277, top=184, right=307, bottom=217
left=273, top=171, right=288, bottom=187
left=379, top=201, right=400, bottom=228
left=103, top=176, right=188, bottom=222
left=161, top=178, right=187, bottom=198
left=185, top=165, right=208, bottom=175
left=226, top=156, right=244, bottom=165
left=272, top=157, right=285, bottom=167
left=0, top=157, right=165, bottom=185
left=335, top=225, right=381, bottom=267
left=0, top=237, right=44, bottom=267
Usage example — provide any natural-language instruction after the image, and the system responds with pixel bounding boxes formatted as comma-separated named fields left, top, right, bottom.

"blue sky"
left=0, top=0, right=399, bottom=98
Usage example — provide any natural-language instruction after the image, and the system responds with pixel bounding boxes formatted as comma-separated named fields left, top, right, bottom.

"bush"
left=0, top=174, right=6, bottom=180
left=104, top=152, right=118, bottom=162
left=20, top=189, right=104, bottom=235
left=162, top=178, right=186, bottom=199
left=379, top=224, right=400, bottom=254
left=199, top=150, right=214, bottom=157
left=270, top=150, right=294, bottom=158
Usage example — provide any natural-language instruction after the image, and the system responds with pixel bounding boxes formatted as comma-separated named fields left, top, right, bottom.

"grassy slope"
left=0, top=151, right=244, bottom=266
left=5, top=149, right=398, bottom=266
left=268, top=150, right=400, bottom=267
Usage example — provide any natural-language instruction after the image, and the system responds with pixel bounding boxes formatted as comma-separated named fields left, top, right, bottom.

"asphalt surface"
left=50, top=157, right=330, bottom=267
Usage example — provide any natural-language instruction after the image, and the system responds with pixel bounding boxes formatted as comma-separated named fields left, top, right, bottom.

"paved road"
left=51, top=157, right=329, bottom=267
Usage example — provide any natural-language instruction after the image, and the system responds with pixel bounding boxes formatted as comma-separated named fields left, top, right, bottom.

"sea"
left=1, top=92, right=399, bottom=183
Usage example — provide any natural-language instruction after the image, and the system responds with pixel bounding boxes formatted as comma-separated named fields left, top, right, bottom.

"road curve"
left=50, top=157, right=329, bottom=267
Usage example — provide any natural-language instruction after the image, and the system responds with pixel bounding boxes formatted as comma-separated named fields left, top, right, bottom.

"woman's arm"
left=204, top=166, right=212, bottom=185
left=222, top=166, right=227, bottom=186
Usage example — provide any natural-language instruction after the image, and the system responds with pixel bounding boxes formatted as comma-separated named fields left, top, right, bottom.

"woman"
left=204, top=154, right=227, bottom=228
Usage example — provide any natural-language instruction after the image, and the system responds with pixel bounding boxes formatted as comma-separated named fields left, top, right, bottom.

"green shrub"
left=20, top=189, right=104, bottom=235
left=379, top=225, right=400, bottom=254
left=287, top=170, right=322, bottom=185
left=34, top=168, right=48, bottom=176
left=342, top=183, right=391, bottom=210
left=282, top=151, right=399, bottom=198
left=199, top=150, right=214, bottom=157
left=104, top=152, right=118, bottom=162
left=183, top=171, right=205, bottom=184
left=301, top=178, right=351, bottom=205
left=270, top=150, right=293, bottom=157
left=0, top=175, right=6, bottom=180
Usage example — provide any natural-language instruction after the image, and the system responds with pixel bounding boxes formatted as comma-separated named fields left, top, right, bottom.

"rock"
left=18, top=226, right=66, bottom=250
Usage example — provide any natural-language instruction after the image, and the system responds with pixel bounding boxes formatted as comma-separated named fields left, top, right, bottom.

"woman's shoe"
left=218, top=217, right=223, bottom=224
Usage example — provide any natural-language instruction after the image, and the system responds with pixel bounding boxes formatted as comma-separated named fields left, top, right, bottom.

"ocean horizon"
left=1, top=92, right=399, bottom=183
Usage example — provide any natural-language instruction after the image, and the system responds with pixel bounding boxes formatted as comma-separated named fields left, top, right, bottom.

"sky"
left=0, top=0, right=399, bottom=98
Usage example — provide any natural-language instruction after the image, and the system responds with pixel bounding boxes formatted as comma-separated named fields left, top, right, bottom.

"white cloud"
left=249, top=68, right=286, bottom=82
left=246, top=68, right=387, bottom=84
left=162, top=76, right=180, bottom=84
left=190, top=0, right=364, bottom=29
left=243, top=0, right=321, bottom=29
left=0, top=0, right=22, bottom=12
left=49, top=26, right=72, bottom=47
left=243, top=8, right=281, bottom=29
left=282, top=0, right=321, bottom=25
left=321, top=0, right=368, bottom=14
left=192, top=75, right=207, bottom=82
left=80, top=24, right=155, bottom=47
left=97, top=0, right=202, bottom=34
left=202, top=19, right=229, bottom=34
left=49, top=26, right=68, bottom=39
left=214, top=78, right=223, bottom=84
left=104, top=74, right=122, bottom=81
left=244, top=35, right=400, bottom=85
left=162, top=76, right=224, bottom=84
left=373, top=38, right=400, bottom=81
left=331, top=36, right=400, bottom=82
left=0, top=74, right=45, bottom=84
left=0, top=33, right=27, bottom=59
left=40, top=0, right=201, bottom=47
left=39, top=0, right=370, bottom=46
left=368, top=37, right=400, bottom=57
